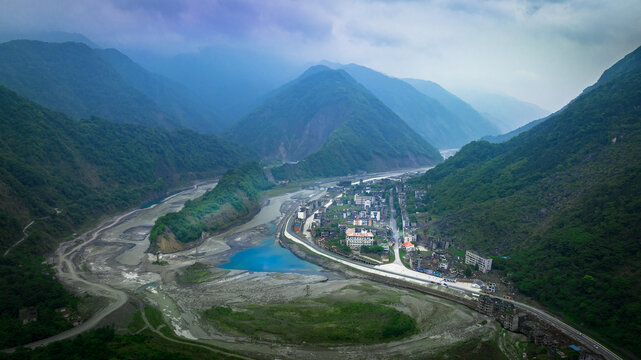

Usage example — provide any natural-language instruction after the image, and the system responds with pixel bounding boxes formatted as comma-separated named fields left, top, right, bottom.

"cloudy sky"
left=2, top=0, right=640, bottom=110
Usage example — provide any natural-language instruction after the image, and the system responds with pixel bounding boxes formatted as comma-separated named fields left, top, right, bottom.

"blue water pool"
left=219, top=236, right=322, bottom=274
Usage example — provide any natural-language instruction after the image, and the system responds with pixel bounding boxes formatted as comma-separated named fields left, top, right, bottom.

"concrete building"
left=465, top=250, right=493, bottom=273
left=345, top=227, right=375, bottom=248
left=354, top=194, right=373, bottom=207
left=353, top=218, right=376, bottom=227
left=403, top=241, right=415, bottom=251
left=297, top=207, right=307, bottom=220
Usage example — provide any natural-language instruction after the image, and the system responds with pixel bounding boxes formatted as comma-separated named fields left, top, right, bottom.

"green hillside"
left=227, top=66, right=442, bottom=179
left=0, top=40, right=179, bottom=128
left=409, top=45, right=641, bottom=355
left=0, top=86, right=252, bottom=253
left=150, top=162, right=272, bottom=252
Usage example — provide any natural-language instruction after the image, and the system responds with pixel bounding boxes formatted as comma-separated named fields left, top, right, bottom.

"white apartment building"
left=465, top=250, right=493, bottom=273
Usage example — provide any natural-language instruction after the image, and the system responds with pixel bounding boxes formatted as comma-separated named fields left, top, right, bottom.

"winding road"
left=3, top=184, right=207, bottom=351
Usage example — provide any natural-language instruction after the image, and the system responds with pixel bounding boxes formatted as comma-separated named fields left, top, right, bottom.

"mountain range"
left=0, top=40, right=223, bottom=133
left=227, top=65, right=443, bottom=178
left=410, top=45, right=641, bottom=355
left=334, top=64, right=500, bottom=149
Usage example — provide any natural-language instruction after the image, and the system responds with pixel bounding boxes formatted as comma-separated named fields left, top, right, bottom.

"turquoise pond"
left=219, top=236, right=322, bottom=274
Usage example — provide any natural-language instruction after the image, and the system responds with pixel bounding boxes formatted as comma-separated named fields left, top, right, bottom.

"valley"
left=0, top=5, right=639, bottom=359
left=17, top=168, right=529, bottom=359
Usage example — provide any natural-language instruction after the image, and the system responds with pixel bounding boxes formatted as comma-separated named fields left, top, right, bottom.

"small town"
left=293, top=176, right=504, bottom=296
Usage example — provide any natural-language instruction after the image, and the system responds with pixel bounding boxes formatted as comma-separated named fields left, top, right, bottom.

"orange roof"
left=403, top=242, right=414, bottom=247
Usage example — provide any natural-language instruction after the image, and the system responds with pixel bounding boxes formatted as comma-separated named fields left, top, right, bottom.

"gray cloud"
left=0, top=0, right=639, bottom=110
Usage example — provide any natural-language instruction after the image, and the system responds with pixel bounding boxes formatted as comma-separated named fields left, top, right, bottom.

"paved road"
left=282, top=206, right=622, bottom=360
left=388, top=189, right=403, bottom=266
left=502, top=298, right=621, bottom=360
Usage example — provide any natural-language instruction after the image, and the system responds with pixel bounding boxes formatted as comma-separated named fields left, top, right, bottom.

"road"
left=3, top=220, right=35, bottom=257
left=130, top=297, right=253, bottom=360
left=502, top=297, right=621, bottom=360
left=4, top=184, right=206, bottom=351
left=282, top=194, right=622, bottom=360
left=388, top=189, right=403, bottom=266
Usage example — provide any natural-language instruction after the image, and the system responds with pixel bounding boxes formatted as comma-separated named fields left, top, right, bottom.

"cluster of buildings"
left=303, top=183, right=392, bottom=261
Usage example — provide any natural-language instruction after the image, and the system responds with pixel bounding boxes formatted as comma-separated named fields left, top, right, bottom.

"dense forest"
left=0, top=255, right=77, bottom=348
left=0, top=328, right=192, bottom=360
left=410, top=45, right=641, bottom=354
left=150, top=162, right=272, bottom=251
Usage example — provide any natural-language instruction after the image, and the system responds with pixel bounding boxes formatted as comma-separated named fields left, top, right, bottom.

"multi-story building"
left=465, top=250, right=493, bottom=273
left=354, top=194, right=373, bottom=207
left=345, top=227, right=375, bottom=248
left=353, top=218, right=376, bottom=227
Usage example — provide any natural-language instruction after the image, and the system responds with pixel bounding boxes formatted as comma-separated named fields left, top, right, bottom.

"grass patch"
left=449, top=246, right=466, bottom=258
left=204, top=298, right=416, bottom=345
left=259, top=181, right=302, bottom=198
left=127, top=310, right=146, bottom=333
left=399, top=248, right=411, bottom=269
left=388, top=249, right=395, bottom=263
left=144, top=305, right=164, bottom=329
left=177, top=262, right=219, bottom=283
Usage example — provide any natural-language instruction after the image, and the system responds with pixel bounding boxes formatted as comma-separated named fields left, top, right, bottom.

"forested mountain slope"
left=410, top=45, right=641, bottom=355
left=227, top=66, right=442, bottom=177
left=0, top=40, right=179, bottom=129
left=0, top=86, right=253, bottom=253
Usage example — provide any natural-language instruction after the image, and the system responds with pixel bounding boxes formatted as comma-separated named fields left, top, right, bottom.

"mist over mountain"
left=337, top=64, right=500, bottom=149
left=402, top=78, right=496, bottom=138
left=131, top=46, right=305, bottom=127
left=97, top=48, right=223, bottom=133
left=0, top=31, right=98, bottom=48
left=454, top=90, right=551, bottom=133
